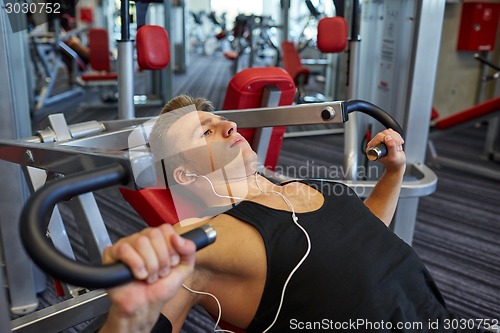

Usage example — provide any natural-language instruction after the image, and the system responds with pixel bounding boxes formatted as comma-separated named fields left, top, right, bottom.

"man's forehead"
left=169, top=111, right=206, bottom=131
left=175, top=110, right=218, bottom=128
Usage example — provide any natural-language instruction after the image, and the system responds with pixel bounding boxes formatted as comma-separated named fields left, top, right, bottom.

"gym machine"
left=0, top=99, right=437, bottom=331
left=28, top=19, right=86, bottom=110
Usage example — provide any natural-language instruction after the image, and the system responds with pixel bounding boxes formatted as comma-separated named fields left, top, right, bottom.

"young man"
left=100, top=96, right=483, bottom=333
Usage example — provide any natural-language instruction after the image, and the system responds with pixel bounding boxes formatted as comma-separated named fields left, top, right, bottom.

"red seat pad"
left=317, top=17, right=348, bottom=54
left=80, top=72, right=118, bottom=81
left=281, top=41, right=310, bottom=85
left=222, top=67, right=296, bottom=170
left=136, top=25, right=170, bottom=70
left=434, top=96, right=500, bottom=129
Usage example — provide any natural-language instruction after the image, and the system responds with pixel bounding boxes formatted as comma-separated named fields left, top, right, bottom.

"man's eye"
left=202, top=129, right=212, bottom=137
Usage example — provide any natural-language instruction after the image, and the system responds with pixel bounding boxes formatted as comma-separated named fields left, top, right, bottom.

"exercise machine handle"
left=343, top=99, right=405, bottom=160
left=20, top=164, right=216, bottom=289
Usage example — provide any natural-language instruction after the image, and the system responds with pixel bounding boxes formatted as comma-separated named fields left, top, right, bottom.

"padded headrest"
left=223, top=67, right=296, bottom=109
left=317, top=17, right=348, bottom=53
left=88, top=28, right=111, bottom=71
left=136, top=25, right=170, bottom=70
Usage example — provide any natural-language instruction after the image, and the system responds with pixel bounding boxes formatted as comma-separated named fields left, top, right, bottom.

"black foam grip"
left=20, top=164, right=215, bottom=289
left=344, top=99, right=405, bottom=160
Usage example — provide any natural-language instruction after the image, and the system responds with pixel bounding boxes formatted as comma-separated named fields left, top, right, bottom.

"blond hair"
left=160, top=95, right=214, bottom=114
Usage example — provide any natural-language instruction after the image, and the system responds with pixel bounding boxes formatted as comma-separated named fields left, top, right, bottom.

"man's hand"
left=366, top=128, right=406, bottom=173
left=364, top=129, right=406, bottom=226
left=99, top=224, right=196, bottom=333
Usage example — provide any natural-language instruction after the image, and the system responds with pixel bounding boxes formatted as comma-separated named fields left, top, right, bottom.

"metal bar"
left=11, top=290, right=110, bottom=333
left=344, top=12, right=362, bottom=180
left=0, top=141, right=133, bottom=174
left=23, top=166, right=82, bottom=298
left=484, top=116, right=499, bottom=157
left=301, top=59, right=329, bottom=66
left=0, top=261, right=10, bottom=333
left=393, top=0, right=445, bottom=245
left=29, top=102, right=346, bottom=150
left=214, top=101, right=344, bottom=127
left=252, top=86, right=282, bottom=167
left=0, top=101, right=337, bottom=182
left=120, top=0, right=130, bottom=41
left=474, top=52, right=500, bottom=72
left=0, top=7, right=39, bottom=316
left=117, top=41, right=135, bottom=120
left=434, top=156, right=500, bottom=181
left=284, top=127, right=344, bottom=138
left=342, top=163, right=437, bottom=198
left=266, top=162, right=437, bottom=199
left=69, top=193, right=112, bottom=265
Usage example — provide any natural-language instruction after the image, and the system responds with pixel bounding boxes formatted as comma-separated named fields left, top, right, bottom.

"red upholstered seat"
left=136, top=25, right=170, bottom=70
left=434, top=96, right=500, bottom=129
left=222, top=67, right=296, bottom=170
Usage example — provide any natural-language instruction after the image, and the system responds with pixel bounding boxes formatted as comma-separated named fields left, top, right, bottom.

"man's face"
left=167, top=111, right=257, bottom=176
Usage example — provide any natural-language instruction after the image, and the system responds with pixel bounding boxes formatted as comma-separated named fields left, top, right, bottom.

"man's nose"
left=221, top=120, right=237, bottom=138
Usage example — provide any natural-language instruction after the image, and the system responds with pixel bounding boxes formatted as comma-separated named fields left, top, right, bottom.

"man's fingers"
left=114, top=242, right=149, bottom=280
left=171, top=232, right=196, bottom=256
left=102, top=225, right=197, bottom=283
left=142, top=227, right=170, bottom=279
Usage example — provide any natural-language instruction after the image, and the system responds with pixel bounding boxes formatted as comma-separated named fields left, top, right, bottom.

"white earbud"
left=185, top=173, right=198, bottom=178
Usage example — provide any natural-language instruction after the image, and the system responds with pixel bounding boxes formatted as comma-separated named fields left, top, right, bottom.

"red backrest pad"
left=88, top=28, right=111, bottom=71
left=281, top=41, right=310, bottom=85
left=119, top=188, right=205, bottom=227
left=434, top=96, right=500, bottom=129
left=222, top=67, right=296, bottom=170
left=317, top=16, right=348, bottom=54
left=136, top=25, right=171, bottom=70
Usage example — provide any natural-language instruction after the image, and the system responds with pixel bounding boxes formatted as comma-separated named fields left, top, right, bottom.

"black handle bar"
left=343, top=100, right=405, bottom=160
left=20, top=164, right=215, bottom=289
left=474, top=53, right=500, bottom=72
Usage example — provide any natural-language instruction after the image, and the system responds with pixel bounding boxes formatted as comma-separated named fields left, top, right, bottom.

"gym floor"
left=27, top=53, right=500, bottom=332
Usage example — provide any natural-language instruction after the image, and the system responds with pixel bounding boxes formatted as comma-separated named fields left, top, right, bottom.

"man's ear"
left=173, top=166, right=197, bottom=185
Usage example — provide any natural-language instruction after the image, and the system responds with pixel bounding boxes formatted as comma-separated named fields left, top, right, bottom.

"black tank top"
left=223, top=180, right=472, bottom=333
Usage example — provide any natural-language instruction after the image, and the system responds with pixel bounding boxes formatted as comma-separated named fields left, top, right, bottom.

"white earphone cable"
left=181, top=284, right=234, bottom=333
left=183, top=172, right=311, bottom=333
left=254, top=173, right=312, bottom=333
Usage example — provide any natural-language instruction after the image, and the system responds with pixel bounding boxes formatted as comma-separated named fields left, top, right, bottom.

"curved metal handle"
left=344, top=99, right=405, bottom=160
left=20, top=164, right=215, bottom=289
